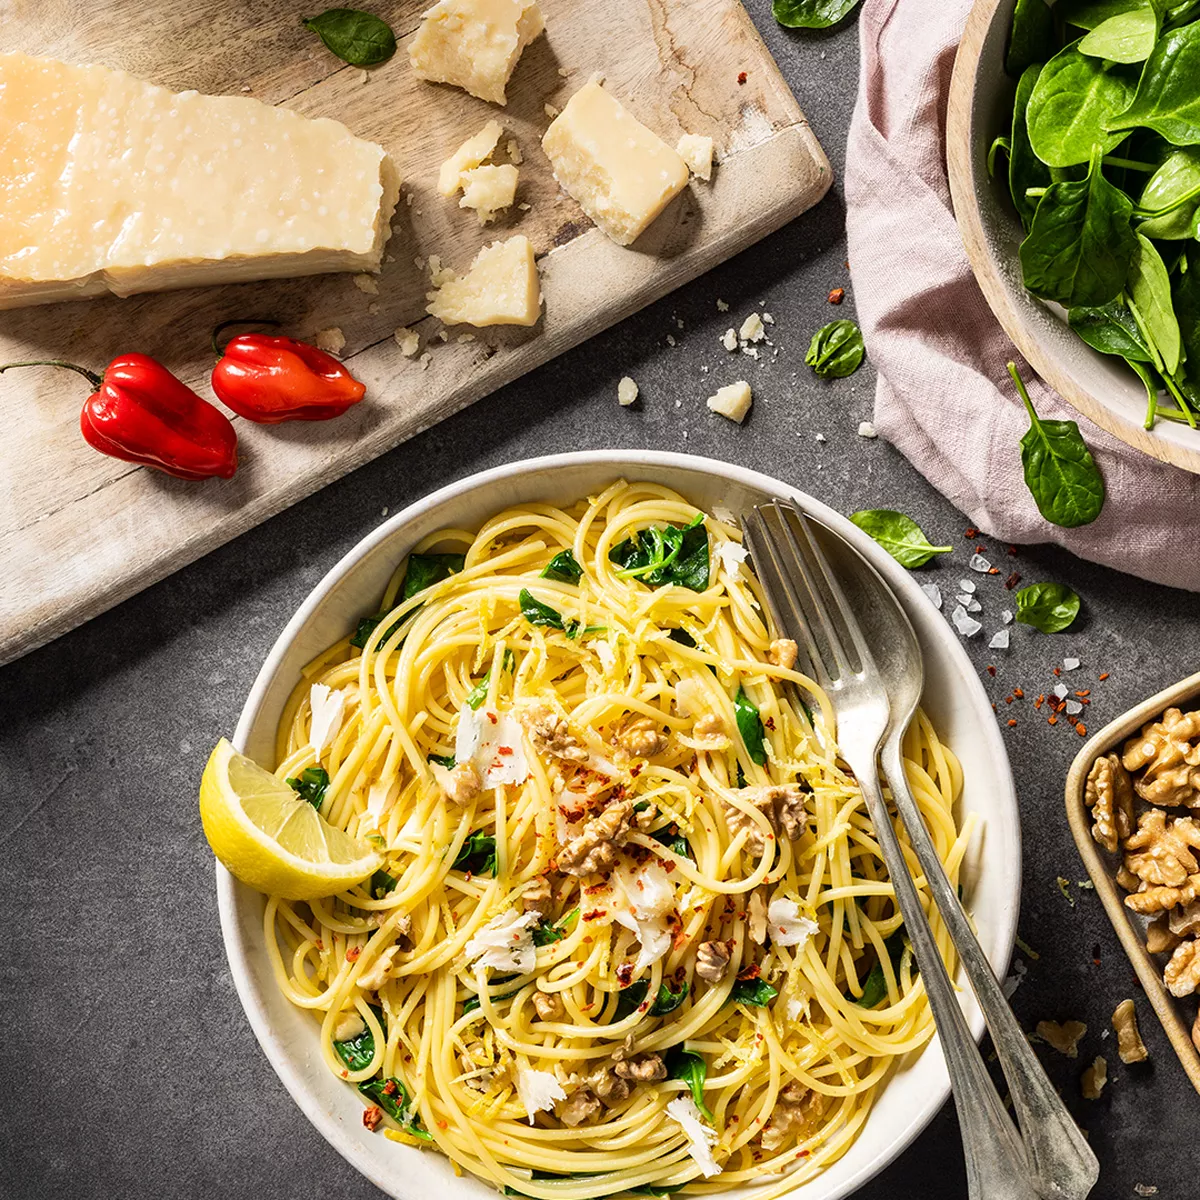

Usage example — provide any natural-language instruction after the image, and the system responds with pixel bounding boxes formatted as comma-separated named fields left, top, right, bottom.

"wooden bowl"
left=947, top=0, right=1200, bottom=475
left=1065, top=674, right=1200, bottom=1094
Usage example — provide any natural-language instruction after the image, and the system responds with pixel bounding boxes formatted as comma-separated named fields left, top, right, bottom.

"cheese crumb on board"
left=618, top=377, right=639, bottom=406
left=426, top=234, right=541, bottom=327
left=707, top=381, right=752, bottom=423
left=410, top=0, right=544, bottom=106
left=438, top=120, right=504, bottom=196
left=676, top=133, right=714, bottom=181
left=0, top=52, right=400, bottom=310
left=353, top=274, right=379, bottom=294
left=721, top=328, right=738, bottom=352
left=394, top=327, right=420, bottom=357
left=739, top=312, right=765, bottom=343
left=506, top=138, right=523, bottom=164
left=460, top=164, right=519, bottom=223
left=542, top=81, right=689, bottom=246
left=314, top=327, right=346, bottom=356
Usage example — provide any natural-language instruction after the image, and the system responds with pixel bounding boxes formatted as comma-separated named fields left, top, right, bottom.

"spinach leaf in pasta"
left=286, top=766, right=330, bottom=811
left=734, top=687, right=769, bottom=767
left=358, top=1076, right=433, bottom=1140
left=665, top=1047, right=713, bottom=1119
left=541, top=550, right=583, bottom=584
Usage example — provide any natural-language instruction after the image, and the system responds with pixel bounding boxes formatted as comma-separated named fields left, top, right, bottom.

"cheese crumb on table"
left=314, top=327, right=346, bottom=356
left=459, top=164, right=519, bottom=223
left=426, top=234, right=541, bottom=327
left=618, top=377, right=639, bottom=406
left=858, top=421, right=878, bottom=438
left=506, top=138, right=523, bottom=164
left=739, top=312, right=765, bottom=343
left=676, top=133, right=714, bottom=181
left=394, top=327, right=420, bottom=357
left=438, top=120, right=504, bottom=196
left=707, top=381, right=752, bottom=423
left=542, top=81, right=689, bottom=246
left=721, top=328, right=738, bottom=352
left=410, top=0, right=544, bottom=106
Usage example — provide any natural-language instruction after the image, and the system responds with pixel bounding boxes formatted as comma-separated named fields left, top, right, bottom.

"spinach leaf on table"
left=1018, top=146, right=1138, bottom=308
left=771, top=0, right=861, bottom=28
left=1108, top=20, right=1200, bottom=143
left=302, top=8, right=397, bottom=65
left=1079, top=7, right=1159, bottom=62
left=1008, top=0, right=1055, bottom=74
left=1011, top=65, right=1054, bottom=230
left=1015, top=581, right=1082, bottom=632
left=805, top=320, right=865, bottom=378
left=1137, top=147, right=1200, bottom=236
left=848, top=510, right=952, bottom=568
left=1026, top=43, right=1137, bottom=167
left=665, top=1047, right=713, bottom=1120
left=1008, top=363, right=1107, bottom=528
left=1068, top=299, right=1154, bottom=359
left=1128, top=232, right=1183, bottom=373
left=286, top=766, right=330, bottom=811
left=609, top=515, right=710, bottom=591
left=734, top=687, right=769, bottom=767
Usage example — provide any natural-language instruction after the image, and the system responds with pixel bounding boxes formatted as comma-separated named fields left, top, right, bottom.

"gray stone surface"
left=2, top=6, right=1198, bottom=1198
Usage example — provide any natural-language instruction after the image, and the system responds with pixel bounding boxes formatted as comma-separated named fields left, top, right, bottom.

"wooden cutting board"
left=0, top=0, right=830, bottom=666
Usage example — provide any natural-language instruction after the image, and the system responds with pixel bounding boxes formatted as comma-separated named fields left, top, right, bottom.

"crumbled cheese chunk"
left=766, top=898, right=818, bottom=949
left=542, top=81, right=688, bottom=245
left=410, top=0, right=544, bottom=106
left=363, top=778, right=399, bottom=833
left=666, top=1096, right=721, bottom=1177
left=762, top=312, right=774, bottom=324
left=309, top=683, right=346, bottom=758
left=394, top=326, right=420, bottom=357
left=438, top=120, right=504, bottom=195
left=353, top=273, right=379, bottom=294
left=465, top=908, right=540, bottom=972
left=739, top=312, right=765, bottom=343
left=314, top=327, right=346, bottom=356
left=506, top=138, right=523, bottom=164
left=714, top=541, right=749, bottom=575
left=516, top=1068, right=566, bottom=1123
left=455, top=704, right=530, bottom=787
left=607, top=860, right=675, bottom=972
left=712, top=504, right=737, bottom=525
left=707, top=381, right=752, bottom=423
left=721, top=328, right=738, bottom=352
left=333, top=1010, right=366, bottom=1041
left=544, top=102, right=559, bottom=118
left=857, top=421, right=877, bottom=438
left=617, top=376, right=639, bottom=406
left=426, top=235, right=541, bottom=327
left=459, top=163, right=519, bottom=223
left=676, top=133, right=714, bottom=181
left=716, top=298, right=729, bottom=312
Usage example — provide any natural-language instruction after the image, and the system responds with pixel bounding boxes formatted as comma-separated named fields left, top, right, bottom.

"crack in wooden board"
left=0, top=0, right=831, bottom=664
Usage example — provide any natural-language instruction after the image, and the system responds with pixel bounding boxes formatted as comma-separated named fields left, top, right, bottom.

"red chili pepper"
left=210, top=320, right=365, bottom=423
left=0, top=355, right=237, bottom=480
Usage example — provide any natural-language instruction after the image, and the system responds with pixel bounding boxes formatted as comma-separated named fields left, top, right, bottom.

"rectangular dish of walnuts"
left=1067, top=675, right=1200, bottom=1094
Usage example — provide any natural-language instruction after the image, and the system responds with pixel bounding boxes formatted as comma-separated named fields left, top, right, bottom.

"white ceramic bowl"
left=218, top=450, right=1020, bottom=1200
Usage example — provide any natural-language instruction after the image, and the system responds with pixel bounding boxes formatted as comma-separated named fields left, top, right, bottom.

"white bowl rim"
left=217, top=448, right=1021, bottom=1200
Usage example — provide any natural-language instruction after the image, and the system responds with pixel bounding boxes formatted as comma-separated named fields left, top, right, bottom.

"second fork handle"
left=852, top=760, right=1040, bottom=1200
left=880, top=736, right=1099, bottom=1200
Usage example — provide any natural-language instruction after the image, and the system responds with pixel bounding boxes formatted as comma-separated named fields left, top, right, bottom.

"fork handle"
left=851, top=759, right=1041, bottom=1200
left=880, top=736, right=1099, bottom=1200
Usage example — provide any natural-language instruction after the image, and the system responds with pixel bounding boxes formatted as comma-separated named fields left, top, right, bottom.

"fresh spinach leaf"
left=734, top=687, right=768, bottom=767
left=452, top=831, right=498, bottom=877
left=1058, top=0, right=1152, bottom=29
left=541, top=550, right=583, bottom=584
left=1128, top=232, right=1183, bottom=372
left=302, top=8, right=397, bottom=65
left=614, top=980, right=649, bottom=1020
left=531, top=907, right=578, bottom=947
left=358, top=1076, right=433, bottom=1139
left=989, top=135, right=1013, bottom=178
left=650, top=980, right=689, bottom=1017
left=1011, top=65, right=1054, bottom=230
left=1079, top=6, right=1159, bottom=62
left=428, top=753, right=456, bottom=769
left=1019, top=146, right=1138, bottom=307
left=609, top=516, right=710, bottom=591
left=665, top=1047, right=713, bottom=1120
left=771, top=0, right=861, bottom=28
left=402, top=553, right=465, bottom=602
left=286, top=766, right=330, bottom=811
left=334, top=1004, right=385, bottom=1070
left=805, top=320, right=865, bottom=378
left=848, top=510, right=952, bottom=568
left=1172, top=244, right=1200, bottom=385
left=1026, top=43, right=1137, bottom=167
left=729, top=977, right=779, bottom=1006
left=649, top=824, right=692, bottom=859
left=855, top=931, right=910, bottom=1008
left=1008, top=0, right=1055, bottom=74
left=1014, top=581, right=1082, bottom=631
left=1009, top=362, right=1107, bottom=527
left=519, top=588, right=570, bottom=633
left=1137, top=147, right=1200, bottom=236
left=369, top=868, right=398, bottom=900
left=1068, top=299, right=1154, bottom=359
left=1108, top=20, right=1200, bottom=144
left=463, top=984, right=519, bottom=1014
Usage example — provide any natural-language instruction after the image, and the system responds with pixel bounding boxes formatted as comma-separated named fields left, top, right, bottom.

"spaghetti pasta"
left=265, top=480, right=970, bottom=1198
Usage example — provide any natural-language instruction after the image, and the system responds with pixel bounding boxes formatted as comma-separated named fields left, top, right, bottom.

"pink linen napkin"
left=844, top=0, right=1200, bottom=592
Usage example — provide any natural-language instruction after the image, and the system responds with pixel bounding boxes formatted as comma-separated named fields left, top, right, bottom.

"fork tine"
left=743, top=508, right=831, bottom=690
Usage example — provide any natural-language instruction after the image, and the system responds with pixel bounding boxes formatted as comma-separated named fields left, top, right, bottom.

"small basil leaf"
left=302, top=8, right=397, bottom=66
left=286, top=766, right=330, bottom=811
left=804, top=320, right=865, bottom=379
left=1014, top=581, right=1082, bottom=632
left=734, top=686, right=769, bottom=767
left=541, top=550, right=583, bottom=584
left=848, top=510, right=952, bottom=569
left=665, top=1047, right=713, bottom=1120
left=771, top=0, right=861, bottom=27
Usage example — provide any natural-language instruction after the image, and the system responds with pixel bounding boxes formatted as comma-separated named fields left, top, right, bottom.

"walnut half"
left=1123, top=809, right=1200, bottom=888
left=1036, top=1019, right=1087, bottom=1058
left=1084, top=753, right=1134, bottom=853
left=556, top=800, right=634, bottom=877
left=1111, top=999, right=1148, bottom=1064
left=1080, top=1056, right=1107, bottom=1101
left=1164, top=939, right=1200, bottom=998
left=1123, top=707, right=1200, bottom=808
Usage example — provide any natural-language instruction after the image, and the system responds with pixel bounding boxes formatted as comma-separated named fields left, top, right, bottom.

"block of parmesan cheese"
left=542, top=82, right=689, bottom=247
left=707, top=381, right=752, bottom=423
left=426, top=235, right=540, bottom=327
left=0, top=53, right=400, bottom=310
left=410, top=0, right=544, bottom=106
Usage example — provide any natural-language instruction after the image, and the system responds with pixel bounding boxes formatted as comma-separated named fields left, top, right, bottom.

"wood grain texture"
left=0, top=0, right=831, bottom=665
left=948, top=0, right=1200, bottom=476
left=1065, top=673, right=1200, bottom=1096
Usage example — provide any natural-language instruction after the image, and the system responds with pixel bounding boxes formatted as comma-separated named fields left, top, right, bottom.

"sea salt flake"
left=969, top=553, right=992, bottom=573
left=1053, top=684, right=1069, bottom=700
left=989, top=628, right=1010, bottom=650
left=959, top=579, right=976, bottom=594
left=516, top=1069, right=566, bottom=1124
left=1134, top=1185, right=1159, bottom=1196
left=920, top=583, right=942, bottom=609
left=666, top=1096, right=721, bottom=1178
left=1063, top=657, right=1081, bottom=671
left=1001, top=609, right=1014, bottom=624
left=1065, top=700, right=1083, bottom=716
left=951, top=605, right=982, bottom=638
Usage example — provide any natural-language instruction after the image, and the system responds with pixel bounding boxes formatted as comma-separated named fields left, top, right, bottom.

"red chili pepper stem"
left=0, top=359, right=104, bottom=388
left=211, top=318, right=281, bottom=357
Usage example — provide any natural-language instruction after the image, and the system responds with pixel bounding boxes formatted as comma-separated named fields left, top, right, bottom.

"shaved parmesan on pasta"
left=456, top=705, right=529, bottom=787
left=608, top=860, right=675, bottom=972
left=667, top=1095, right=722, bottom=1177
left=465, top=909, right=540, bottom=973
left=767, top=899, right=819, bottom=949
left=516, top=1068, right=567, bottom=1123
left=308, top=684, right=345, bottom=757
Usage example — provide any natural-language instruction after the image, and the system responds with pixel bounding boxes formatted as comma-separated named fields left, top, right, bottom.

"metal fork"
left=744, top=501, right=1098, bottom=1200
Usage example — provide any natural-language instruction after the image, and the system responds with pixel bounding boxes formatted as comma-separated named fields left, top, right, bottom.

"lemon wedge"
left=200, top=738, right=380, bottom=900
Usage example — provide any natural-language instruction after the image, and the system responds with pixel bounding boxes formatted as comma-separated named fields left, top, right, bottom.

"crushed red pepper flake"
left=1005, top=572, right=1021, bottom=590
left=1014, top=687, right=1024, bottom=698
left=1099, top=672, right=1110, bottom=681
left=1006, top=695, right=1014, bottom=704
left=1052, top=667, right=1062, bottom=676
left=987, top=665, right=997, bottom=677
left=965, top=527, right=978, bottom=539
left=737, top=70, right=747, bottom=84
left=346, top=946, right=362, bottom=962
left=828, top=287, right=845, bottom=304
left=363, top=1106, right=383, bottom=1131
left=1076, top=723, right=1087, bottom=736
left=1007, top=719, right=1017, bottom=727
left=1075, top=689, right=1090, bottom=697
left=1007, top=545, right=1018, bottom=556
left=1048, top=715, right=1058, bottom=725
left=1035, top=694, right=1045, bottom=708
left=976, top=544, right=986, bottom=554
left=989, top=567, right=1001, bottom=575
